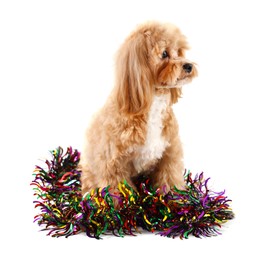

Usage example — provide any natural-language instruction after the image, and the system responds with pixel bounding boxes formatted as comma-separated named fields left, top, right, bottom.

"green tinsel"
left=31, top=147, right=234, bottom=239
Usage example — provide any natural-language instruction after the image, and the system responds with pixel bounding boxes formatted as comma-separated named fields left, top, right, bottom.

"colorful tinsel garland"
left=31, top=147, right=234, bottom=239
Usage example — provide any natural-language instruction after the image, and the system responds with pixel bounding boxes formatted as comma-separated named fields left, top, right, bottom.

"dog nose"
left=183, top=63, right=193, bottom=73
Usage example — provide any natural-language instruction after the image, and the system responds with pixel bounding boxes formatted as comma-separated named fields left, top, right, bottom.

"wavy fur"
left=79, top=21, right=197, bottom=197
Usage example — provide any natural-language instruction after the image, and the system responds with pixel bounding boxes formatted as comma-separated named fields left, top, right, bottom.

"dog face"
left=148, top=24, right=197, bottom=89
left=115, top=22, right=197, bottom=114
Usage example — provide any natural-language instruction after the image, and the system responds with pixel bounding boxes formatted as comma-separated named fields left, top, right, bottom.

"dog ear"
left=114, top=33, right=154, bottom=115
left=170, top=88, right=182, bottom=104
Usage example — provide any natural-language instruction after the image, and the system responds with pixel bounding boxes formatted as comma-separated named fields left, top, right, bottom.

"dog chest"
left=133, top=94, right=170, bottom=172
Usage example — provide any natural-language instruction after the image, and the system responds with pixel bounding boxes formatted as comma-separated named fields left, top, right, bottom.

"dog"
left=79, top=21, right=197, bottom=197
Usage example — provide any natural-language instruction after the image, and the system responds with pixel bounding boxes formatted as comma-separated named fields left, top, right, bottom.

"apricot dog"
left=79, top=21, right=197, bottom=196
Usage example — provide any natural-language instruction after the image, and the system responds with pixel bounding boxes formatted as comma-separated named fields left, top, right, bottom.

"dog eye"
left=162, top=50, right=169, bottom=59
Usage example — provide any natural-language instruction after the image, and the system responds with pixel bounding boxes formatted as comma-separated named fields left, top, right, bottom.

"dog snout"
left=183, top=63, right=193, bottom=73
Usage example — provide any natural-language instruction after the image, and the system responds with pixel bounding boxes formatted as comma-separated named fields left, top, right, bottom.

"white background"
left=1, top=0, right=258, bottom=259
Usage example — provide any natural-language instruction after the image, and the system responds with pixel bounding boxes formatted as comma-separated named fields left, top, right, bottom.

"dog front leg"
left=98, top=158, right=136, bottom=190
left=151, top=142, right=185, bottom=193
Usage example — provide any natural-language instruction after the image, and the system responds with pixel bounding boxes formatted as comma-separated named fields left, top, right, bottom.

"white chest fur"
left=133, top=94, right=170, bottom=172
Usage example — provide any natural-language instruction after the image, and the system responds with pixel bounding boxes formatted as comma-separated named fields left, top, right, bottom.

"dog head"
left=114, top=21, right=198, bottom=114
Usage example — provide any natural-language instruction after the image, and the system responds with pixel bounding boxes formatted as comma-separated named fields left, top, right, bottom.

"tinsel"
left=31, top=147, right=234, bottom=239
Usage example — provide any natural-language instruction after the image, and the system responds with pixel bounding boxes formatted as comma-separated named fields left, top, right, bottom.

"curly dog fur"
left=79, top=21, right=197, bottom=196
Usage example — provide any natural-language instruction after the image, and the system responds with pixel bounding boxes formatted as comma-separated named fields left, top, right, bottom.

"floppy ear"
left=114, top=33, right=154, bottom=115
left=170, top=88, right=182, bottom=104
